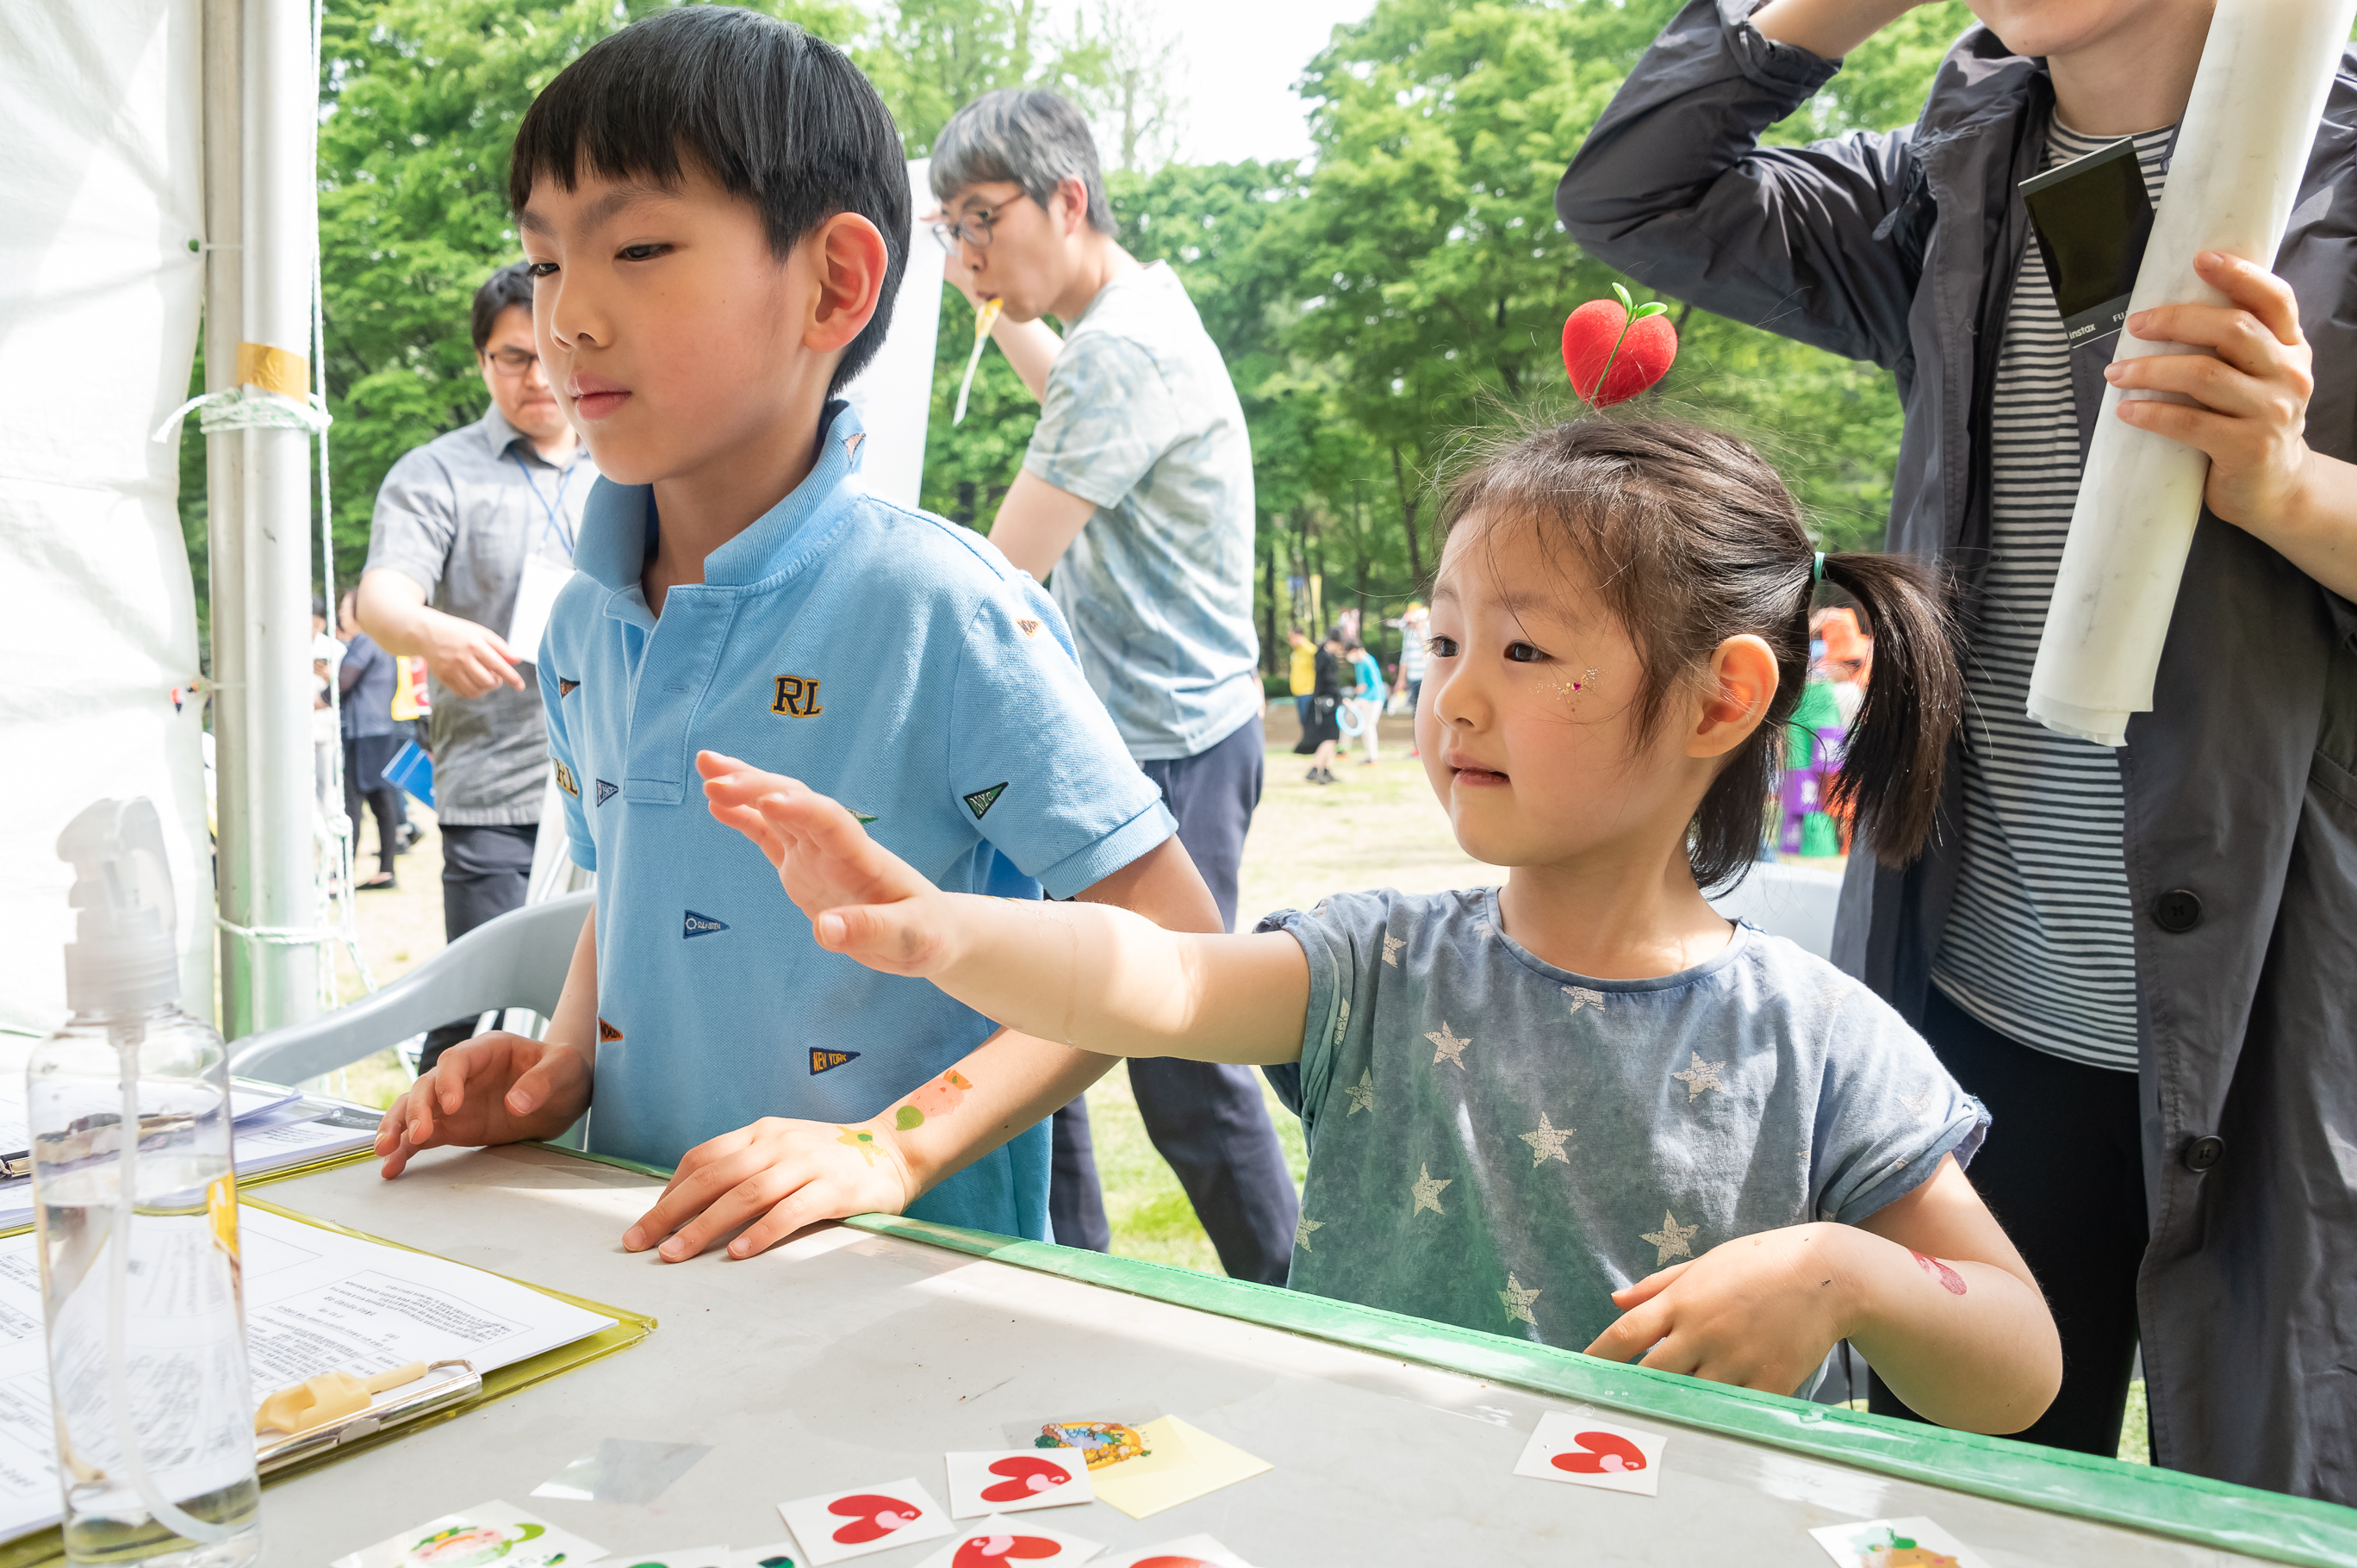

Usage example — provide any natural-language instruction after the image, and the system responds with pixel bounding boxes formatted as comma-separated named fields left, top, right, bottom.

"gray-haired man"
left=928, top=90, right=1297, bottom=1285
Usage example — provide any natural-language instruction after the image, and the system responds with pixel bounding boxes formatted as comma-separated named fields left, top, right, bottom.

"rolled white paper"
left=2026, top=0, right=2355, bottom=747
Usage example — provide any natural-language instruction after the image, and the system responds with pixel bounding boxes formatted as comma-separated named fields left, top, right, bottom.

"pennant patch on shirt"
left=1015, top=618, right=1042, bottom=638
left=557, top=678, right=579, bottom=697
left=683, top=909, right=729, bottom=939
left=812, top=1048, right=861, bottom=1075
left=771, top=675, right=824, bottom=717
left=963, top=781, right=1008, bottom=819
left=552, top=759, right=580, bottom=798
left=595, top=779, right=619, bottom=806
left=597, top=1017, right=623, bottom=1042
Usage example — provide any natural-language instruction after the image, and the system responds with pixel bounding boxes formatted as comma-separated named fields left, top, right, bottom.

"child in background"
left=699, top=418, right=2062, bottom=1434
left=372, top=5, right=1227, bottom=1252
left=1347, top=639, right=1384, bottom=765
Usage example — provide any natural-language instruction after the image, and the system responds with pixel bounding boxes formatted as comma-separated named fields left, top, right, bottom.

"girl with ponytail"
left=688, top=415, right=2062, bottom=1435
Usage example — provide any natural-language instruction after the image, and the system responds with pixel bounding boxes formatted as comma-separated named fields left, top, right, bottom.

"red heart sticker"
left=1561, top=300, right=1678, bottom=408
left=979, top=1454, right=1074, bottom=1503
left=1131, top=1559, right=1217, bottom=1568
left=828, top=1492, right=925, bottom=1543
left=1551, top=1429, right=1649, bottom=1475
left=953, top=1533, right=1063, bottom=1567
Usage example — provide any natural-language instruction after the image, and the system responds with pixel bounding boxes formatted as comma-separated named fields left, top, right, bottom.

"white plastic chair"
left=1707, top=862, right=1844, bottom=959
left=228, top=889, right=593, bottom=1084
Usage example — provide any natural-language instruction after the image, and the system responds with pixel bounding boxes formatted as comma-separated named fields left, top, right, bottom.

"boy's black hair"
left=471, top=261, right=535, bottom=354
left=508, top=6, right=908, bottom=395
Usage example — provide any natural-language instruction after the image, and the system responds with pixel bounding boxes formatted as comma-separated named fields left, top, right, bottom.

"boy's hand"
left=697, top=750, right=955, bottom=975
left=373, top=1031, right=592, bottom=1179
left=1583, top=1223, right=1856, bottom=1396
left=2109, top=251, right=2317, bottom=531
left=621, top=1111, right=915, bottom=1261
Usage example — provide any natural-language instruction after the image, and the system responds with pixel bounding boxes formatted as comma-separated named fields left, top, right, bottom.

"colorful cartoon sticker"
left=401, top=1522, right=545, bottom=1568
left=1034, top=1422, right=1147, bottom=1471
left=893, top=1070, right=973, bottom=1130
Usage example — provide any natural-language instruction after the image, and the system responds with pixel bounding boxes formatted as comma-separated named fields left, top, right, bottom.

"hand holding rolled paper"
left=1563, top=283, right=1678, bottom=409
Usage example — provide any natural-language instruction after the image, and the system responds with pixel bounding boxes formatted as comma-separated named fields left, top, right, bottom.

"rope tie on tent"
left=215, top=916, right=334, bottom=948
left=149, top=385, right=332, bottom=445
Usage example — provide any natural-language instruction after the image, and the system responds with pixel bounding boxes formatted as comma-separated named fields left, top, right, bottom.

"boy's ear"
left=803, top=212, right=890, bottom=357
left=1687, top=633, right=1778, bottom=761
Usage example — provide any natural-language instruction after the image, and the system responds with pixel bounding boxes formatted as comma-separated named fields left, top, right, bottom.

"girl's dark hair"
left=1438, top=417, right=1961, bottom=891
left=508, top=6, right=908, bottom=395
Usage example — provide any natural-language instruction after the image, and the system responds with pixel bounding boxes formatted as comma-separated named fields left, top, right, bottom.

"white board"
left=838, top=159, right=944, bottom=513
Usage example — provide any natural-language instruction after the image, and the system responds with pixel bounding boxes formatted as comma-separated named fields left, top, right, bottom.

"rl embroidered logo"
left=772, top=675, right=824, bottom=717
left=552, top=759, right=580, bottom=798
left=963, top=781, right=1007, bottom=819
left=683, top=910, right=729, bottom=939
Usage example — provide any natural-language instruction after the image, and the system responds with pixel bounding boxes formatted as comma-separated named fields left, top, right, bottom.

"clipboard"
left=0, top=1182, right=651, bottom=1568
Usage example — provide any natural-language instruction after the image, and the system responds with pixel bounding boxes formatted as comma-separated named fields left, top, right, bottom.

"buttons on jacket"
left=2182, top=1135, right=2225, bottom=1173
left=2152, top=888, right=2203, bottom=933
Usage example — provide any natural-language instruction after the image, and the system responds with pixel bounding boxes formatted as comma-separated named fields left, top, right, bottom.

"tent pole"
left=234, top=0, right=323, bottom=1032
left=202, top=0, right=253, bottom=1036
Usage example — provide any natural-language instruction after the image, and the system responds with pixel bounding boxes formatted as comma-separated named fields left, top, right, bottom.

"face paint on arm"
left=892, top=1069, right=974, bottom=1130
left=1911, top=1251, right=1968, bottom=1296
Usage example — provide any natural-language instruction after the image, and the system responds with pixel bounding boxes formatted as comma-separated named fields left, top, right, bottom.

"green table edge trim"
left=838, top=1210, right=2357, bottom=1568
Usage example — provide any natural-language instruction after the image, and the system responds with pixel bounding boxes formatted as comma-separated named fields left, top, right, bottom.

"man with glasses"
left=927, top=90, right=1297, bottom=1285
left=357, top=260, right=599, bottom=1069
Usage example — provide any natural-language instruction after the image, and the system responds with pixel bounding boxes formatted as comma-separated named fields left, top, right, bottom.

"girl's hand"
left=2108, top=251, right=2320, bottom=532
left=1583, top=1223, right=1856, bottom=1396
left=696, top=750, right=954, bottom=975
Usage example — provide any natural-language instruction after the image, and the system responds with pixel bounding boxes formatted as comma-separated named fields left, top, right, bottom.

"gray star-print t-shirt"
left=1259, top=888, right=1987, bottom=1372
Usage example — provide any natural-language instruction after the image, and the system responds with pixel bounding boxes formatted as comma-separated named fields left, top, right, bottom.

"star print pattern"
left=1498, top=1273, right=1543, bottom=1327
left=1641, top=1210, right=1698, bottom=1263
left=1899, top=1085, right=1939, bottom=1121
left=1383, top=933, right=1405, bottom=967
left=1670, top=1052, right=1726, bottom=1101
left=1345, top=1069, right=1376, bottom=1116
left=1410, top=1164, right=1452, bottom=1216
left=1520, top=1113, right=1575, bottom=1167
left=1425, top=1022, right=1471, bottom=1069
left=1295, top=1215, right=1323, bottom=1252
left=1563, top=986, right=1607, bottom=1014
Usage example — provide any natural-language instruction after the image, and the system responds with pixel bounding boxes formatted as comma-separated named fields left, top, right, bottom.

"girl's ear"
left=1687, top=633, right=1778, bottom=760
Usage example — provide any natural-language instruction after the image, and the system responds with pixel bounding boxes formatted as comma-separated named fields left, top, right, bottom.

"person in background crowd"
left=338, top=588, right=405, bottom=891
left=1299, top=627, right=1345, bottom=785
left=930, top=88, right=1297, bottom=1283
left=1392, top=602, right=1430, bottom=752
left=1347, top=638, right=1384, bottom=766
left=1289, top=627, right=1316, bottom=736
left=357, top=259, right=600, bottom=1070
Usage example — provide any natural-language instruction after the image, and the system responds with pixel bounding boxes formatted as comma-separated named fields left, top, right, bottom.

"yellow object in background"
left=953, top=296, right=1004, bottom=426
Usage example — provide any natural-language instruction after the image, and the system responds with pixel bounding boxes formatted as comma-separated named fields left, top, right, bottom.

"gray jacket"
left=1559, top=0, right=2357, bottom=1503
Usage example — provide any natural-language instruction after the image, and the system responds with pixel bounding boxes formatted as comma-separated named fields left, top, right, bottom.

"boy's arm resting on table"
left=613, top=755, right=1294, bottom=1263
left=1583, top=1154, right=2061, bottom=1434
left=372, top=903, right=601, bottom=1178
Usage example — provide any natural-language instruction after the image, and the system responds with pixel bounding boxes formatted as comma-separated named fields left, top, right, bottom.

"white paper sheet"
left=0, top=1078, right=297, bottom=1162
left=0, top=1204, right=616, bottom=1544
left=0, top=1100, right=383, bottom=1234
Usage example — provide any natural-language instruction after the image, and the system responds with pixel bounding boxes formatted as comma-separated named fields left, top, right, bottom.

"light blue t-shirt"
left=538, top=404, right=1176, bottom=1240
left=1023, top=262, right=1261, bottom=762
left=1261, top=888, right=1987, bottom=1377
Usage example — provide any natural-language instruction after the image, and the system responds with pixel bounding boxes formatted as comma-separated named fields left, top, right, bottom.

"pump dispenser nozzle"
left=56, top=798, right=179, bottom=1017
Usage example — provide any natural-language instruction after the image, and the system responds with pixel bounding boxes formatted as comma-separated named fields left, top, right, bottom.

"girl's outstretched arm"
left=704, top=755, right=1312, bottom=1067
left=1583, top=1156, right=2061, bottom=1434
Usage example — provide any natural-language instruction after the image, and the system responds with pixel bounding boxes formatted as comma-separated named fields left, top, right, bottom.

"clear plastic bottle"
left=31, top=799, right=261, bottom=1565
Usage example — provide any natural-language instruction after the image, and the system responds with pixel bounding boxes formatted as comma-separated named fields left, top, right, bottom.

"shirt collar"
left=573, top=400, right=868, bottom=594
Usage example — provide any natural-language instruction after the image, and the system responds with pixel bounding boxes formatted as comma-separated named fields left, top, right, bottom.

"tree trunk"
left=1262, top=532, right=1279, bottom=676
left=1390, top=444, right=1425, bottom=585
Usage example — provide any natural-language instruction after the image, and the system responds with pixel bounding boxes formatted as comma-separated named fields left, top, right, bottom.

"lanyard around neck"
left=511, top=449, right=575, bottom=560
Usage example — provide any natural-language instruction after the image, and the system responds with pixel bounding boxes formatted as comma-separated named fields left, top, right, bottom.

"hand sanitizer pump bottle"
left=32, top=800, right=261, bottom=1564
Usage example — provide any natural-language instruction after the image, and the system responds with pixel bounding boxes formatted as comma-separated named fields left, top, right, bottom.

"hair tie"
left=1813, top=551, right=1825, bottom=585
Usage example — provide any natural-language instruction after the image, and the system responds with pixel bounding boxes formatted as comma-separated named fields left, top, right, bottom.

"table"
left=239, top=1142, right=2346, bottom=1567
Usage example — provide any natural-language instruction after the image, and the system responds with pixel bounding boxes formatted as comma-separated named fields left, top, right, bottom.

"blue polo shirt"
left=538, top=404, right=1175, bottom=1239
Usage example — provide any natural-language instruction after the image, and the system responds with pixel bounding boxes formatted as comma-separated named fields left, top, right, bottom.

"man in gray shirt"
left=358, top=261, right=596, bottom=1067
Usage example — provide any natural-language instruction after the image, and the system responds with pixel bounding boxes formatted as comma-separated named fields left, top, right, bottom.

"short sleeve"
left=366, top=447, right=459, bottom=598
left=943, top=579, right=1174, bottom=899
left=1255, top=893, right=1388, bottom=1146
left=1810, top=980, right=1990, bottom=1224
left=537, top=655, right=593, bottom=871
left=1022, top=333, right=1178, bottom=510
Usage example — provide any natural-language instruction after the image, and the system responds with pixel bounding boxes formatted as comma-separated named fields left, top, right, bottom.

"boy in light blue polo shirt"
left=370, top=7, right=1217, bottom=1250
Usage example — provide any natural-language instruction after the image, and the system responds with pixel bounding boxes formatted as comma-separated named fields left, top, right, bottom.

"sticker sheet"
left=1091, top=1536, right=1253, bottom=1568
left=1808, top=1516, right=1994, bottom=1568
left=329, top=1501, right=609, bottom=1568
left=606, top=1550, right=728, bottom=1568
left=1511, top=1409, right=1668, bottom=1497
left=1002, top=1416, right=1159, bottom=1471
left=729, top=1545, right=802, bottom=1568
left=945, top=1448, right=1096, bottom=1517
left=1088, top=1417, right=1270, bottom=1521
left=911, top=1514, right=1104, bottom=1567
left=777, top=1477, right=954, bottom=1565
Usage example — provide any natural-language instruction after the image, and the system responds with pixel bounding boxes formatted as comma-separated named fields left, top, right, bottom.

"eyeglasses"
left=484, top=348, right=541, bottom=376
left=928, top=208, right=998, bottom=252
